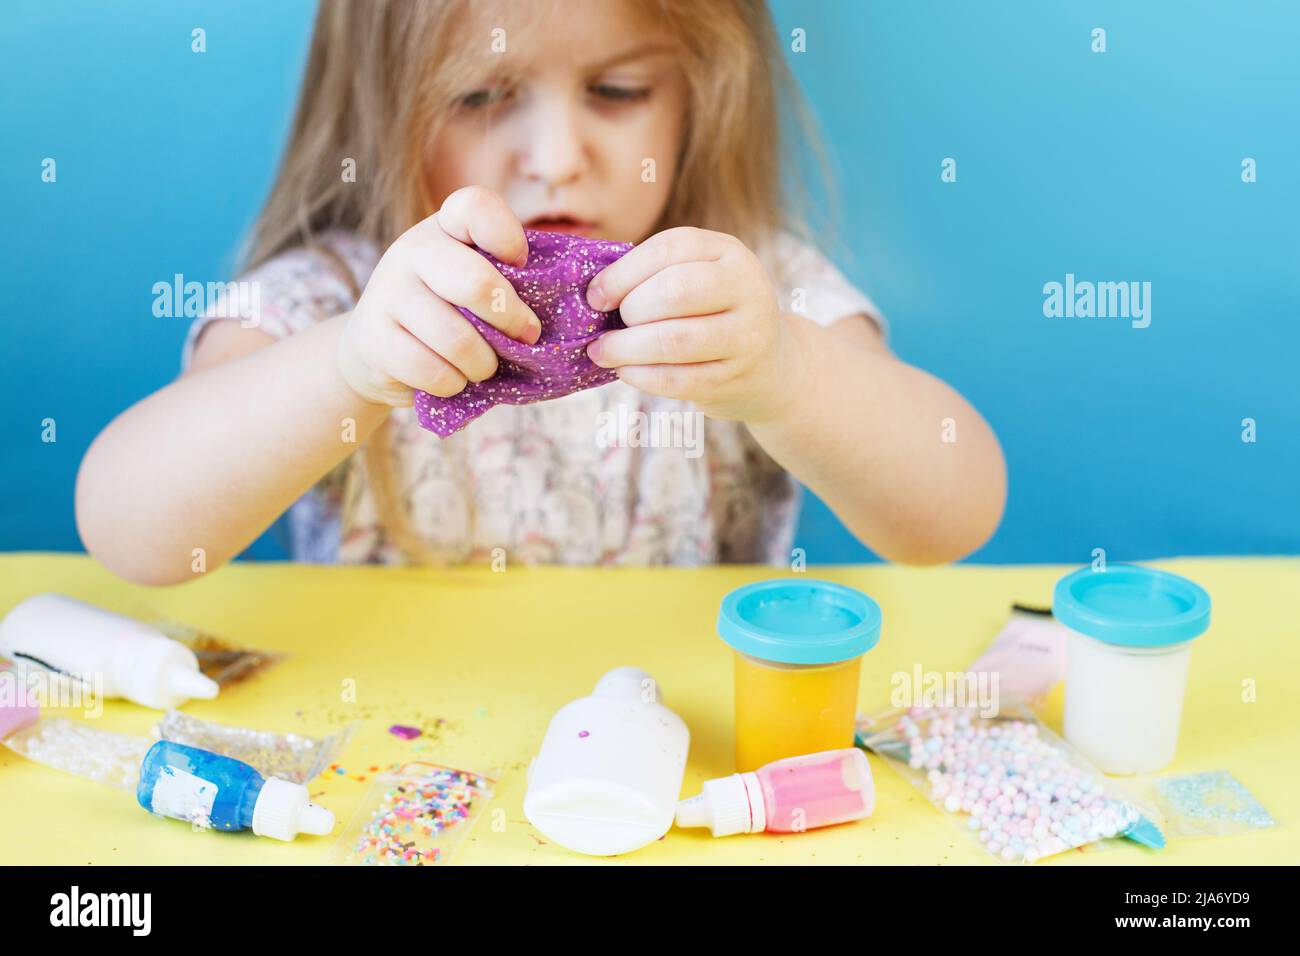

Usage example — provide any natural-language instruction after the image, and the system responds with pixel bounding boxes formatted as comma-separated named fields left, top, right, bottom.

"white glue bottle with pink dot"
left=676, top=748, right=875, bottom=836
left=524, top=667, right=690, bottom=857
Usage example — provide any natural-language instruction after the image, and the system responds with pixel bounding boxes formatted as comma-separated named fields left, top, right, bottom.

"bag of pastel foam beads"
left=330, top=762, right=495, bottom=866
left=856, top=704, right=1164, bottom=864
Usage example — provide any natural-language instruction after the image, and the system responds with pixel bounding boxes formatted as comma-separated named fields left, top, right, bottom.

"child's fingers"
left=392, top=282, right=500, bottom=384
left=614, top=260, right=734, bottom=327
left=586, top=226, right=729, bottom=313
left=588, top=315, right=736, bottom=369
left=407, top=233, right=541, bottom=344
left=375, top=317, right=469, bottom=399
left=436, top=185, right=531, bottom=269
left=614, top=359, right=736, bottom=400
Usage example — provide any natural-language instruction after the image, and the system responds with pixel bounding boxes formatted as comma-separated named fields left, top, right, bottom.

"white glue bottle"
left=0, top=594, right=219, bottom=710
left=524, top=666, right=690, bottom=856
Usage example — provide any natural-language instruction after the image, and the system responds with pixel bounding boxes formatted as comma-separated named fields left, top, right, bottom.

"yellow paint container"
left=719, top=580, right=882, bottom=772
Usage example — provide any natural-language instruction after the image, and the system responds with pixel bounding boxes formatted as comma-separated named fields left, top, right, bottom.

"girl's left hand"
left=584, top=227, right=803, bottom=423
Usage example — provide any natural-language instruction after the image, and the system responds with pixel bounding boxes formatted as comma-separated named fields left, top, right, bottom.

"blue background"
left=3, top=1, right=1297, bottom=564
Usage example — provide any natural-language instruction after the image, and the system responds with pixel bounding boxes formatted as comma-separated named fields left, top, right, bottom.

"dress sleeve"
left=760, top=230, right=888, bottom=342
left=179, top=232, right=377, bottom=373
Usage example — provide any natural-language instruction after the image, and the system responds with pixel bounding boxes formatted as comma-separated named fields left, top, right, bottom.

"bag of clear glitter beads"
left=2, top=715, right=152, bottom=790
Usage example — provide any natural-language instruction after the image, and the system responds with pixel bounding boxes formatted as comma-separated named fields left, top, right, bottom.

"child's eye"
left=589, top=83, right=651, bottom=103
left=456, top=87, right=512, bottom=110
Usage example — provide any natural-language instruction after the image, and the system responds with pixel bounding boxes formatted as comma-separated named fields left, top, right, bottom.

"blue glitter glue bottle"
left=137, top=740, right=334, bottom=841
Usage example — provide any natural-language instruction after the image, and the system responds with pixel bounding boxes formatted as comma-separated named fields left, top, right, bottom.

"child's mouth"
left=525, top=215, right=597, bottom=238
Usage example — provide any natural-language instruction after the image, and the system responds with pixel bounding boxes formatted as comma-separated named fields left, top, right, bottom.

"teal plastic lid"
left=718, top=579, right=882, bottom=665
left=1053, top=565, right=1211, bottom=648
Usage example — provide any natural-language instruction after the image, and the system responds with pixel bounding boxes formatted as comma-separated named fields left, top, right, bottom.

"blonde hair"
left=244, top=0, right=837, bottom=564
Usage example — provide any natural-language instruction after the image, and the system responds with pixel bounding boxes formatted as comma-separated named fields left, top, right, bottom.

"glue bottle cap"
left=164, top=665, right=220, bottom=703
left=252, top=777, right=336, bottom=841
left=674, top=771, right=765, bottom=837
left=118, top=639, right=219, bottom=710
left=592, top=666, right=662, bottom=704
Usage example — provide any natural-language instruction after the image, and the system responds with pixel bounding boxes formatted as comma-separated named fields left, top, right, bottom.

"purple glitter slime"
left=414, top=228, right=634, bottom=437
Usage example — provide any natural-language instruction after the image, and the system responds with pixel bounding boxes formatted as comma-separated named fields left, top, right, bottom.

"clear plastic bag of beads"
left=1147, top=770, right=1277, bottom=839
left=330, top=762, right=495, bottom=866
left=2, top=716, right=152, bottom=790
left=857, top=703, right=1163, bottom=864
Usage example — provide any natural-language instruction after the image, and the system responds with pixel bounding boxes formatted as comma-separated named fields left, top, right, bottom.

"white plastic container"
left=1054, top=565, right=1211, bottom=775
left=0, top=594, right=219, bottom=710
left=524, top=667, right=689, bottom=856
left=1064, top=630, right=1192, bottom=774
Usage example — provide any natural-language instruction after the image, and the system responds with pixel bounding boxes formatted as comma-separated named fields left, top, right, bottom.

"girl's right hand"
left=337, top=186, right=542, bottom=406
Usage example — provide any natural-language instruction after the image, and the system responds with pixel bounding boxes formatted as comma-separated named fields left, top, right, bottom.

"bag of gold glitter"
left=151, top=619, right=285, bottom=688
left=156, top=710, right=357, bottom=784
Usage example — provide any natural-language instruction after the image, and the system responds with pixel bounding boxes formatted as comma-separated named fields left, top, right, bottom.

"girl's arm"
left=76, top=187, right=542, bottom=586
left=75, top=315, right=390, bottom=586
left=746, top=313, right=1006, bottom=565
left=585, top=226, right=1007, bottom=565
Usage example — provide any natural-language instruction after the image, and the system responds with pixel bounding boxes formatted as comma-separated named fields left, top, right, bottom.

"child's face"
left=426, top=0, right=687, bottom=244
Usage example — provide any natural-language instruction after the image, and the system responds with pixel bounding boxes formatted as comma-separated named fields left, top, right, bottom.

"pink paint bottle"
left=675, top=748, right=874, bottom=837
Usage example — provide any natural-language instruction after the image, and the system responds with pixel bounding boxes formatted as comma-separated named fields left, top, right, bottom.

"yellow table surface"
left=0, top=553, right=1295, bottom=866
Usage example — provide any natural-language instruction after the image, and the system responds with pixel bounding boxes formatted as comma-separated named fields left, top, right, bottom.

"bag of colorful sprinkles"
left=331, top=762, right=494, bottom=866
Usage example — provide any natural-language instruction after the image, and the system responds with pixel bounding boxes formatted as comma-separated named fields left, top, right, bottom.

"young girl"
left=76, top=0, right=1006, bottom=585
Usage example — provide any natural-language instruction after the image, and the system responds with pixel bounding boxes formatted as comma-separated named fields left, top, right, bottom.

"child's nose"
left=518, top=97, right=589, bottom=190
